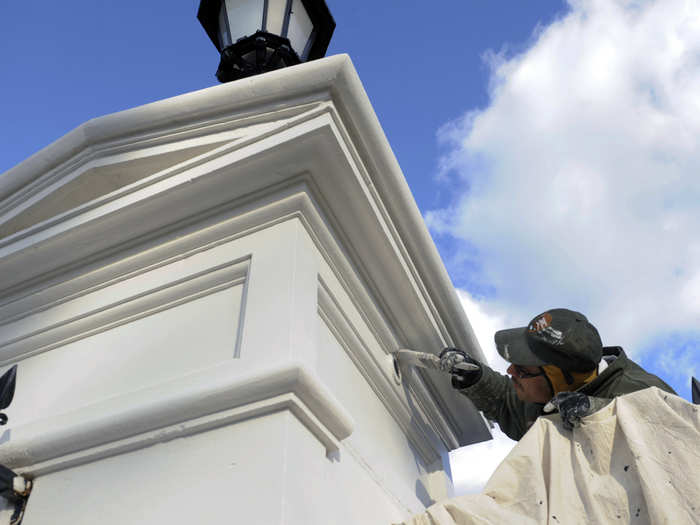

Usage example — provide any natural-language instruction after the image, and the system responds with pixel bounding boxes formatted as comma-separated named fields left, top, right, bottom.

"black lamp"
left=198, top=0, right=336, bottom=82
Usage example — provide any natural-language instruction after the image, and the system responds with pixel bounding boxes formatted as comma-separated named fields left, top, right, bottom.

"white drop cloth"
left=398, top=387, right=700, bottom=525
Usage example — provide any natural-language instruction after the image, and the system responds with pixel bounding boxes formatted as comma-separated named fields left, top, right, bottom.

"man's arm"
left=439, top=349, right=542, bottom=441
left=458, top=364, right=543, bottom=441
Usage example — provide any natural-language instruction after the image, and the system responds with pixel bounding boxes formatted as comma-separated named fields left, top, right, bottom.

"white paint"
left=0, top=56, right=491, bottom=524
left=7, top=284, right=244, bottom=427
left=317, top=318, right=437, bottom=513
left=0, top=361, right=353, bottom=477
left=23, top=412, right=291, bottom=524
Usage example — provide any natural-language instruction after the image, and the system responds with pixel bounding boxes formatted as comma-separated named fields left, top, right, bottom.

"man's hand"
left=544, top=392, right=609, bottom=430
left=439, top=348, right=483, bottom=389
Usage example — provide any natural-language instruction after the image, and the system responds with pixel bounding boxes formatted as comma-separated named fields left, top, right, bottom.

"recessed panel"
left=0, top=142, right=227, bottom=241
left=7, top=284, right=244, bottom=426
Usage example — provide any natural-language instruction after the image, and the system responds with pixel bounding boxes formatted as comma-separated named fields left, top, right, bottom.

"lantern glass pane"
left=218, top=3, right=232, bottom=48
left=287, top=0, right=314, bottom=57
left=265, top=0, right=288, bottom=35
left=224, top=0, right=264, bottom=42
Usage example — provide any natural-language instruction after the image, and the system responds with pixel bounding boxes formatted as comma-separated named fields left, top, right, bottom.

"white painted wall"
left=0, top=56, right=490, bottom=524
left=0, top=218, right=437, bottom=524
left=8, top=285, right=244, bottom=427
left=317, top=319, right=438, bottom=512
left=23, top=412, right=290, bottom=524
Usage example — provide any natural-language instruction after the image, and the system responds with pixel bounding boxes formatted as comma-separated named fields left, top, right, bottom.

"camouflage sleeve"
left=457, top=364, right=543, bottom=441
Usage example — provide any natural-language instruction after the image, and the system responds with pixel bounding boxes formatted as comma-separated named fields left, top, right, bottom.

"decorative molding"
left=404, top=374, right=460, bottom=451
left=317, top=278, right=441, bottom=465
left=327, top=56, right=485, bottom=360
left=0, top=361, right=354, bottom=476
left=0, top=55, right=490, bottom=448
left=0, top=257, right=250, bottom=365
left=323, top=106, right=455, bottom=352
left=0, top=103, right=330, bottom=249
left=0, top=171, right=485, bottom=447
left=0, top=176, right=458, bottom=456
left=0, top=184, right=307, bottom=315
left=0, top=101, right=323, bottom=217
left=293, top=184, right=400, bottom=355
left=1, top=54, right=483, bottom=361
left=0, top=142, right=228, bottom=240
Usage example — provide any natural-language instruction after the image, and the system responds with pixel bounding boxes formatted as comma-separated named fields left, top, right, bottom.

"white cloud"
left=443, top=0, right=700, bottom=495
left=647, top=334, right=698, bottom=387
left=428, top=0, right=700, bottom=364
left=450, top=425, right=515, bottom=495
left=455, top=289, right=511, bottom=373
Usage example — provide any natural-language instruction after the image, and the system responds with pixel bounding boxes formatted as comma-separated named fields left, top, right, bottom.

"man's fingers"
left=543, top=392, right=566, bottom=413
left=453, top=362, right=479, bottom=372
left=439, top=350, right=467, bottom=372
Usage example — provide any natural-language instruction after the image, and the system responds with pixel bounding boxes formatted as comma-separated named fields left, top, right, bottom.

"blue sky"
left=1, top=0, right=698, bottom=466
left=0, top=0, right=565, bottom=206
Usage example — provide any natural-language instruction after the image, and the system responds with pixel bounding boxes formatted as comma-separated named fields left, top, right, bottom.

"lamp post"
left=198, top=0, right=336, bottom=82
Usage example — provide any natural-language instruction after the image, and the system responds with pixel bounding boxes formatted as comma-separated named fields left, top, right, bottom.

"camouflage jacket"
left=460, top=346, right=676, bottom=441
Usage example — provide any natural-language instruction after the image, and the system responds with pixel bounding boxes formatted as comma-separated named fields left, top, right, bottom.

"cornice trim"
left=0, top=55, right=483, bottom=364
left=317, top=277, right=441, bottom=465
left=0, top=55, right=350, bottom=203
left=0, top=361, right=353, bottom=476
left=0, top=258, right=250, bottom=366
left=0, top=59, right=491, bottom=446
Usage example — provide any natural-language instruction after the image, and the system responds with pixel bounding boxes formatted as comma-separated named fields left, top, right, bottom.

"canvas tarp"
left=399, top=387, right=700, bottom=525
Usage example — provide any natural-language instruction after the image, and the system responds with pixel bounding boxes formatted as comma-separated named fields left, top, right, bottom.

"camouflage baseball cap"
left=494, top=308, right=603, bottom=372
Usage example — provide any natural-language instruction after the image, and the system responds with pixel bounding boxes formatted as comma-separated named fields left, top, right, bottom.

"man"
left=440, top=308, right=676, bottom=441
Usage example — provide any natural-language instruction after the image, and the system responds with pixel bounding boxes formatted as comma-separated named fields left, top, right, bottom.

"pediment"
left=0, top=142, right=224, bottom=240
left=0, top=56, right=490, bottom=452
left=0, top=104, right=319, bottom=242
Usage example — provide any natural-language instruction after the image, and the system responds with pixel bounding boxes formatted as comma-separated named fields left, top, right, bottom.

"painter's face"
left=507, top=364, right=553, bottom=404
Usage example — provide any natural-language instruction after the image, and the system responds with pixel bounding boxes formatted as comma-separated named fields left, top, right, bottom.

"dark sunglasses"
left=512, top=365, right=546, bottom=379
